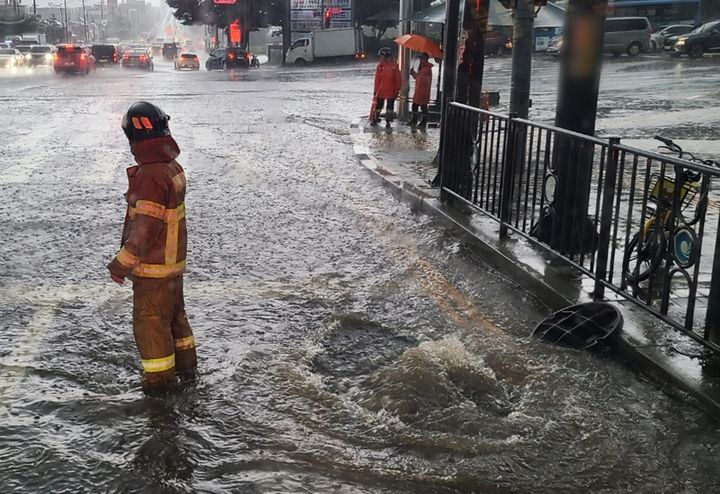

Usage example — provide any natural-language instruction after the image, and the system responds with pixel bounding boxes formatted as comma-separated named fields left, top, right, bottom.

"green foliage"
left=166, top=0, right=284, bottom=30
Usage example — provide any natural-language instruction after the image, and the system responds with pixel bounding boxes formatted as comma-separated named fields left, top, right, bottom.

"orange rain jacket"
left=108, top=136, right=188, bottom=281
left=411, top=60, right=433, bottom=106
left=373, top=59, right=401, bottom=100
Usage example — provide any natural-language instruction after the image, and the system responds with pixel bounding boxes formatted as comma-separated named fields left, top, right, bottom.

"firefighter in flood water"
left=107, top=101, right=197, bottom=392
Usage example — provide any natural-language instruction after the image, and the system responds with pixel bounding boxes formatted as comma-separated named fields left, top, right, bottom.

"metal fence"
left=440, top=101, right=720, bottom=354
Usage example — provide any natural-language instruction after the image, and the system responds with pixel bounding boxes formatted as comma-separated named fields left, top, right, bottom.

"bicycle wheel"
left=623, top=229, right=666, bottom=284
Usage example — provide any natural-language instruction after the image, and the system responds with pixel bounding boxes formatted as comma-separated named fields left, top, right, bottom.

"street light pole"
left=63, top=0, right=69, bottom=43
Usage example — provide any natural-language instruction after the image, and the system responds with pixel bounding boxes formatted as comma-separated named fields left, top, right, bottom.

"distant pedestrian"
left=371, top=47, right=401, bottom=128
left=408, top=53, right=433, bottom=129
left=108, top=101, right=197, bottom=393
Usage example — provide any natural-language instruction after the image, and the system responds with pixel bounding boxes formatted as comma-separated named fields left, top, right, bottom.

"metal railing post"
left=439, top=100, right=453, bottom=202
left=593, top=137, right=621, bottom=300
left=705, top=212, right=720, bottom=343
left=499, top=113, right=519, bottom=238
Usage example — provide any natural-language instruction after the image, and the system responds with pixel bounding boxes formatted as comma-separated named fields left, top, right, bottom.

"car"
left=205, top=47, right=250, bottom=70
left=485, top=31, right=512, bottom=56
left=604, top=17, right=652, bottom=57
left=150, top=44, right=162, bottom=57
left=546, top=32, right=563, bottom=56
left=650, top=24, right=695, bottom=51
left=28, top=45, right=55, bottom=67
left=546, top=17, right=651, bottom=58
left=174, top=52, right=200, bottom=70
left=663, top=20, right=720, bottom=58
left=0, top=48, right=21, bottom=69
left=91, top=44, right=119, bottom=65
left=122, top=50, right=154, bottom=71
left=15, top=44, right=32, bottom=66
left=162, top=42, right=179, bottom=61
left=54, top=45, right=96, bottom=74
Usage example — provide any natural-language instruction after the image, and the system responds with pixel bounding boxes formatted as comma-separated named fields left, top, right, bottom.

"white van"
left=604, top=17, right=652, bottom=57
left=546, top=17, right=651, bottom=58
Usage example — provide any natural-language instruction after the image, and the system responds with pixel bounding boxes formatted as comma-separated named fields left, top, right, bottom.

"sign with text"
left=290, top=0, right=351, bottom=7
left=290, top=0, right=321, bottom=8
left=291, top=10, right=321, bottom=21
left=291, top=20, right=323, bottom=31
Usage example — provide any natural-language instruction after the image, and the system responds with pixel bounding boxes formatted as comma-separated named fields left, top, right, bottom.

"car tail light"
left=228, top=52, right=235, bottom=59
left=140, top=55, right=147, bottom=62
left=80, top=53, right=87, bottom=61
left=245, top=53, right=250, bottom=60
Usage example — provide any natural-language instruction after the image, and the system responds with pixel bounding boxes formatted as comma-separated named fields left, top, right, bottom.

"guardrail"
left=440, top=101, right=720, bottom=354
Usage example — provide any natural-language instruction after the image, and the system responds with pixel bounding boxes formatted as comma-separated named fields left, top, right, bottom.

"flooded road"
left=1, top=59, right=720, bottom=493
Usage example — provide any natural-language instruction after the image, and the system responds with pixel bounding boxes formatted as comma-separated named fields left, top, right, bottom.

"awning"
left=407, top=1, right=566, bottom=28
left=409, top=3, right=447, bottom=23
left=613, top=0, right=698, bottom=5
left=366, top=9, right=400, bottom=23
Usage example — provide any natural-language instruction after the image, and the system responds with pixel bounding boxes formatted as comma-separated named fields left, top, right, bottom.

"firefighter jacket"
left=411, top=60, right=433, bottom=106
left=108, top=136, right=188, bottom=280
left=374, top=59, right=401, bottom=100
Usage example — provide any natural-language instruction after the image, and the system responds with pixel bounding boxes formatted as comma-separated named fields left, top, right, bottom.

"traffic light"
left=324, top=9, right=332, bottom=29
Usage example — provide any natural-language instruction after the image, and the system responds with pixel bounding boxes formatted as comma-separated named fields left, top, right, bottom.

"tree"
left=166, top=0, right=283, bottom=30
left=357, top=0, right=436, bottom=38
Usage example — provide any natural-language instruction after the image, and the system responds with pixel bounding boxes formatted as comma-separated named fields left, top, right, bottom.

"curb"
left=350, top=121, right=720, bottom=418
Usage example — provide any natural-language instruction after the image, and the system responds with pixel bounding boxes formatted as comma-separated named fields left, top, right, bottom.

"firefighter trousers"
left=132, top=276, right=197, bottom=391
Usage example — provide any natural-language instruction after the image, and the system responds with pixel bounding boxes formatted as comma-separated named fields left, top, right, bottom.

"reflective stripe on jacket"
left=108, top=136, right=188, bottom=280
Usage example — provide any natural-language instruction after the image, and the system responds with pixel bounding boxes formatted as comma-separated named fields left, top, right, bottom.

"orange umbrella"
left=394, top=34, right=443, bottom=59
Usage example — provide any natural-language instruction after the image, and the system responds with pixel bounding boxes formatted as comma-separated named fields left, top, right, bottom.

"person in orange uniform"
left=408, top=53, right=433, bottom=129
left=108, top=101, right=197, bottom=392
left=371, top=47, right=401, bottom=128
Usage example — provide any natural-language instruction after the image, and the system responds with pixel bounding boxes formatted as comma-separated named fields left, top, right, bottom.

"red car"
left=54, top=45, right=96, bottom=75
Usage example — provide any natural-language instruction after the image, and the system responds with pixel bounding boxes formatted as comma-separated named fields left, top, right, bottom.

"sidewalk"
left=351, top=117, right=720, bottom=418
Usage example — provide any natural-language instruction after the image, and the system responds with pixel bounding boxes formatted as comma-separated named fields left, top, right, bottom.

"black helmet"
left=378, top=47, right=391, bottom=58
left=121, top=101, right=171, bottom=143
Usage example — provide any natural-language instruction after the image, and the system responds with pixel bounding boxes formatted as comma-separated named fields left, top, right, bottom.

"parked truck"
left=285, top=28, right=364, bottom=65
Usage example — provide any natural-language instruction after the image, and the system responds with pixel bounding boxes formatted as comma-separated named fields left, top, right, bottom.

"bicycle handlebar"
left=654, top=135, right=674, bottom=147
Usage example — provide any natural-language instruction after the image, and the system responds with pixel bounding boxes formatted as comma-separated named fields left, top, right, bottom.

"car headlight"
left=676, top=38, right=687, bottom=46
left=558, top=40, right=563, bottom=49
left=25, top=53, right=31, bottom=59
left=45, top=54, right=52, bottom=60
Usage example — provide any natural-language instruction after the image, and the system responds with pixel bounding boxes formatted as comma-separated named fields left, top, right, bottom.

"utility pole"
left=82, top=0, right=88, bottom=43
left=283, top=0, right=291, bottom=64
left=398, top=0, right=414, bottom=119
left=509, top=0, right=535, bottom=119
left=433, top=0, right=462, bottom=188
left=33, top=0, right=36, bottom=16
left=533, top=0, right=607, bottom=255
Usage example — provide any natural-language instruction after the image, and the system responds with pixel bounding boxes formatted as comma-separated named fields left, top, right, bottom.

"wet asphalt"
left=0, top=56, right=720, bottom=493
